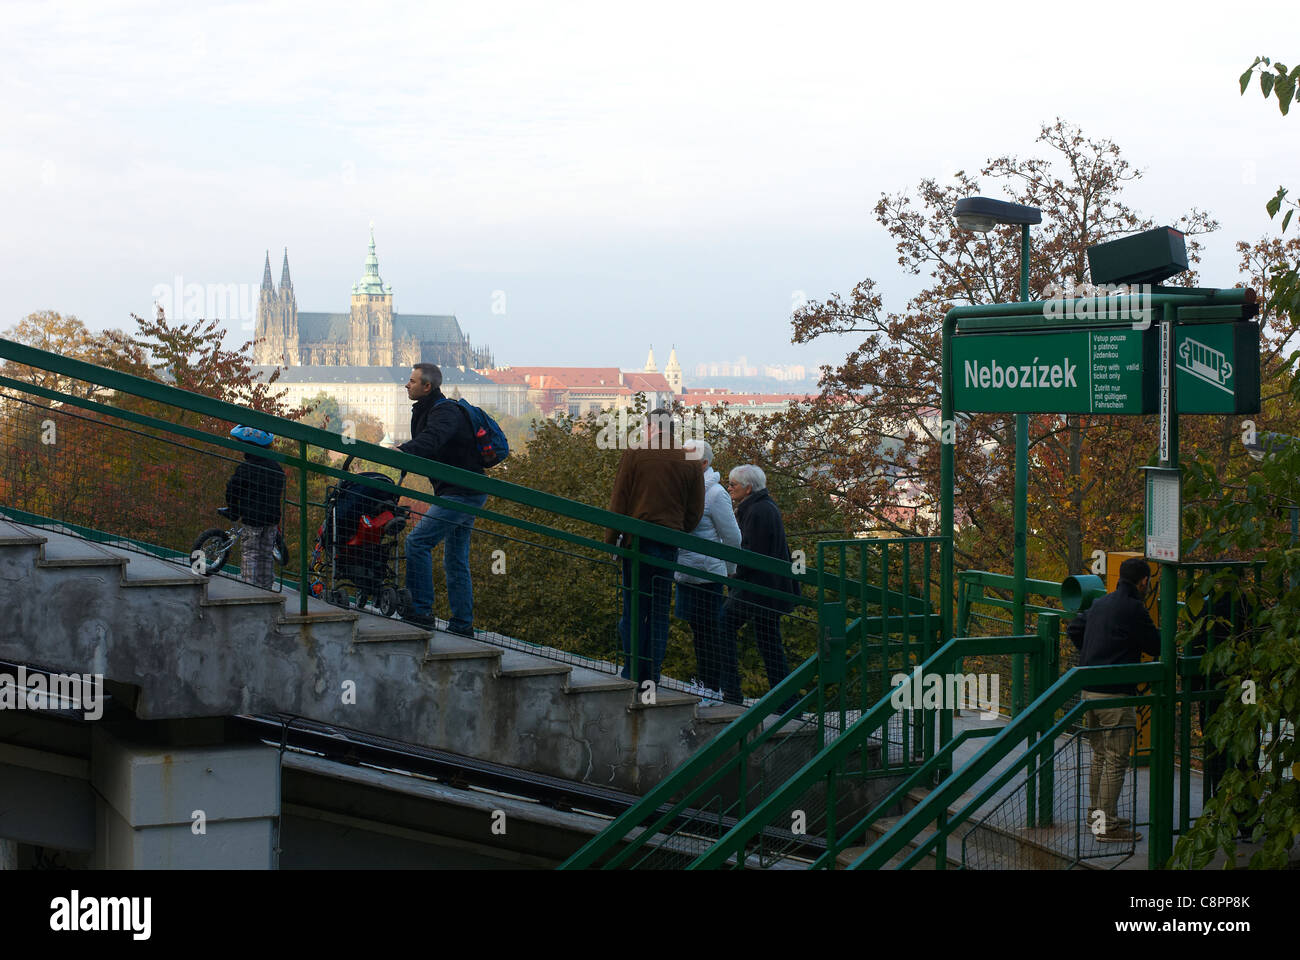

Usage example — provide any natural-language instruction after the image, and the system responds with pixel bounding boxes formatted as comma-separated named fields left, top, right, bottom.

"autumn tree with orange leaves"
left=719, top=120, right=1235, bottom=582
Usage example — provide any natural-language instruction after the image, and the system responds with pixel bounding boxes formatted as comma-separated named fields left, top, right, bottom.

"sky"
left=0, top=1, right=1292, bottom=374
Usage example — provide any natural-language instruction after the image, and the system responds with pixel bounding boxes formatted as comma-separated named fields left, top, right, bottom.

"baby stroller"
left=309, top=456, right=411, bottom=617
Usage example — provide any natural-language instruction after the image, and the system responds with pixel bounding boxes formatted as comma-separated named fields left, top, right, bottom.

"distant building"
left=252, top=229, right=518, bottom=441
left=482, top=350, right=677, bottom=418
left=678, top=388, right=813, bottom=419
left=253, top=229, right=492, bottom=370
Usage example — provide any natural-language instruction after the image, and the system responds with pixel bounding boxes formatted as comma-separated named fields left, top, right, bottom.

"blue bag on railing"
left=436, top=398, right=510, bottom=468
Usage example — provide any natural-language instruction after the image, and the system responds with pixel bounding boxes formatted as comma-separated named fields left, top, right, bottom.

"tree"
left=722, top=120, right=1215, bottom=584
left=1171, top=364, right=1300, bottom=869
left=1167, top=58, right=1300, bottom=870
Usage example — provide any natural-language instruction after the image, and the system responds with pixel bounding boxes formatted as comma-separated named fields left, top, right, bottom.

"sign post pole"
left=1150, top=301, right=1179, bottom=868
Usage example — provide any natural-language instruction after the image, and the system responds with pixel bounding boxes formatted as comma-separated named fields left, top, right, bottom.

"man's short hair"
left=647, top=407, right=677, bottom=446
left=683, top=438, right=712, bottom=464
left=413, top=363, right=442, bottom=390
left=729, top=464, right=766, bottom=492
left=1119, top=556, right=1152, bottom=586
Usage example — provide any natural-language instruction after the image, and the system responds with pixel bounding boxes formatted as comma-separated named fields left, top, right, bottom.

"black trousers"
left=717, top=595, right=790, bottom=705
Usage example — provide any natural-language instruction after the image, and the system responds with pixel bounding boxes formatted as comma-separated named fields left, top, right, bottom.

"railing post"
left=298, top=439, right=309, bottom=616
left=628, top=532, right=641, bottom=688
left=1036, top=613, right=1060, bottom=827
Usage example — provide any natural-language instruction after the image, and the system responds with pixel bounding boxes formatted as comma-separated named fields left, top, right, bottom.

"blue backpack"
left=437, top=398, right=510, bottom=468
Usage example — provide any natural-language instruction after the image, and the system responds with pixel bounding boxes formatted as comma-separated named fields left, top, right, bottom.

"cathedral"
left=253, top=229, right=492, bottom=370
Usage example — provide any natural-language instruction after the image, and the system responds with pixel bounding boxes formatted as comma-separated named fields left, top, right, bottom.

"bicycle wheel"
left=191, top=529, right=233, bottom=576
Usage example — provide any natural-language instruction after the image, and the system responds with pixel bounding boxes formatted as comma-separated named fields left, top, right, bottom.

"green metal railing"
left=0, top=336, right=820, bottom=696
left=683, top=616, right=1065, bottom=870
left=960, top=725, right=1139, bottom=869
left=560, top=536, right=947, bottom=869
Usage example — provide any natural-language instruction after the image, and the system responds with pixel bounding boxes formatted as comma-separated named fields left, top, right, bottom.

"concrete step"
left=423, top=632, right=503, bottom=664
left=200, top=575, right=287, bottom=607
left=0, top=520, right=46, bottom=547
left=36, top=531, right=126, bottom=569
left=118, top=552, right=209, bottom=589
left=496, top=647, right=574, bottom=679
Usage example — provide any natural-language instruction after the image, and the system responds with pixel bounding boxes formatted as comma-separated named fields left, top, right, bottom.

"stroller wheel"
left=326, top=589, right=350, bottom=609
left=379, top=586, right=399, bottom=618
left=397, top=588, right=413, bottom=618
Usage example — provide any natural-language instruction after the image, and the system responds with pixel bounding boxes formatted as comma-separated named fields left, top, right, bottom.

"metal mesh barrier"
left=960, top=725, right=1139, bottom=869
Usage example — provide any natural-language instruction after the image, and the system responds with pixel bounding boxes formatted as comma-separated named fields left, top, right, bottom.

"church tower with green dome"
left=252, top=227, right=492, bottom=370
left=348, top=226, right=394, bottom=365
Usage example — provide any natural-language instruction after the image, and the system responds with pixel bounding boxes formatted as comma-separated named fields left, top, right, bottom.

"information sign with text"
left=952, top=328, right=1158, bottom=414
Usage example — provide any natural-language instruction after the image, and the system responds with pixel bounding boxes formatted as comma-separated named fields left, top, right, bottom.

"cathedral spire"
left=261, top=251, right=274, bottom=292
left=280, top=248, right=293, bottom=290
left=354, top=224, right=389, bottom=295
left=644, top=345, right=657, bottom=373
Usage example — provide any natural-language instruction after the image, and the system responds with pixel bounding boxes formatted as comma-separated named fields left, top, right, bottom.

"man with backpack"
left=398, top=363, right=490, bottom=637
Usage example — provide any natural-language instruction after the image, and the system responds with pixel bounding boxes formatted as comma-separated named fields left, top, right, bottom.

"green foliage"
left=1170, top=367, right=1300, bottom=869
left=1240, top=56, right=1300, bottom=115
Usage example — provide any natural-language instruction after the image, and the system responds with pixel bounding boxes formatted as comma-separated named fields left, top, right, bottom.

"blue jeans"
left=619, top=539, right=677, bottom=684
left=405, top=493, right=488, bottom=632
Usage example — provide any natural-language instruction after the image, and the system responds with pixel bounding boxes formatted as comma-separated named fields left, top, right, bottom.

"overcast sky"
left=0, top=1, right=1290, bottom=373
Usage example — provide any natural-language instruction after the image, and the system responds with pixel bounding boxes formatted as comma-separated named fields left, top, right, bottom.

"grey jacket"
left=675, top=467, right=742, bottom=584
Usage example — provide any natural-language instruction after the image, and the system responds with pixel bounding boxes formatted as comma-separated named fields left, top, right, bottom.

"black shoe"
left=403, top=612, right=437, bottom=630
left=445, top=623, right=475, bottom=638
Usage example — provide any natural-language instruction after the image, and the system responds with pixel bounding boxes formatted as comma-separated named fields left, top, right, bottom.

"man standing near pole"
left=1066, top=556, right=1162, bottom=843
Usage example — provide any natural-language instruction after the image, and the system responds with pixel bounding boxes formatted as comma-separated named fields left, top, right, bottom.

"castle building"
left=253, top=229, right=492, bottom=370
left=252, top=230, right=522, bottom=443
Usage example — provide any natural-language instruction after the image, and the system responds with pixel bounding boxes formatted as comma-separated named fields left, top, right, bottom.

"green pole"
left=1151, top=301, right=1179, bottom=867
left=298, top=439, right=309, bottom=616
left=1012, top=225, right=1030, bottom=719
left=940, top=314, right=955, bottom=772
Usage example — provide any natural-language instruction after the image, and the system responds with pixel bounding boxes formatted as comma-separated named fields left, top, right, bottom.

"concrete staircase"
left=0, top=518, right=747, bottom=795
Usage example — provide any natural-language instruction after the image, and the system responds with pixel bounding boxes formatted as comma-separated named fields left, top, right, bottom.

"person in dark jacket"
left=605, top=409, right=705, bottom=685
left=715, top=464, right=799, bottom=706
left=1066, top=556, right=1162, bottom=843
left=398, top=363, right=487, bottom=636
left=224, top=425, right=286, bottom=590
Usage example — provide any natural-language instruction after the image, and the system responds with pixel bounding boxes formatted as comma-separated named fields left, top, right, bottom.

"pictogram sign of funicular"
left=1177, top=336, right=1233, bottom=393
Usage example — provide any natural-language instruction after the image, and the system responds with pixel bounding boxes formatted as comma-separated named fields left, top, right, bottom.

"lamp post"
left=953, top=197, right=1042, bottom=713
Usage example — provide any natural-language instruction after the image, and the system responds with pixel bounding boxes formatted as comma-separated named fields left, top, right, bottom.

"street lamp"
left=953, top=196, right=1042, bottom=696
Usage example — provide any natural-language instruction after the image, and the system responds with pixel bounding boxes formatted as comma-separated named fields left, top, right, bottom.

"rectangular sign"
left=952, top=328, right=1157, bottom=414
left=1174, top=322, right=1260, bottom=414
left=1144, top=467, right=1181, bottom=563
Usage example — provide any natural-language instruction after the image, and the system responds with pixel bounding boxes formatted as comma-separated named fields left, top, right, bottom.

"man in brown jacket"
left=606, top=409, right=705, bottom=686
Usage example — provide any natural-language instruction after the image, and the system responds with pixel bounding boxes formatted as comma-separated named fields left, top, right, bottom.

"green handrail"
left=687, top=631, right=1049, bottom=869
left=0, top=337, right=827, bottom=659
left=854, top=663, right=1162, bottom=869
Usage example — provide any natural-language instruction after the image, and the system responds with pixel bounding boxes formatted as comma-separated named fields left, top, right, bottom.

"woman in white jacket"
left=674, top=439, right=742, bottom=702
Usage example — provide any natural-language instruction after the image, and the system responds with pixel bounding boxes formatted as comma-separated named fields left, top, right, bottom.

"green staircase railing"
left=0, top=336, right=834, bottom=699
left=560, top=536, right=947, bottom=869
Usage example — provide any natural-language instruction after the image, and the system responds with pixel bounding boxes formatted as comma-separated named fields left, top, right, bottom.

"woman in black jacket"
left=715, top=464, right=798, bottom=706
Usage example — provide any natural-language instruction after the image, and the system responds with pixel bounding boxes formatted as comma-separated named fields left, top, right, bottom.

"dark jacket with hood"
left=225, top=452, right=286, bottom=527
left=399, top=390, right=485, bottom=498
left=1066, top=578, right=1162, bottom=693
left=733, top=487, right=799, bottom=613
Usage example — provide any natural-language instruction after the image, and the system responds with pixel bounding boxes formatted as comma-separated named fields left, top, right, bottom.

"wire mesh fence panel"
left=960, top=726, right=1140, bottom=869
left=0, top=392, right=303, bottom=593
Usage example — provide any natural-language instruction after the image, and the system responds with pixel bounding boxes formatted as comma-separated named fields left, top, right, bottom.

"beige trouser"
left=1082, top=690, right=1135, bottom=829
